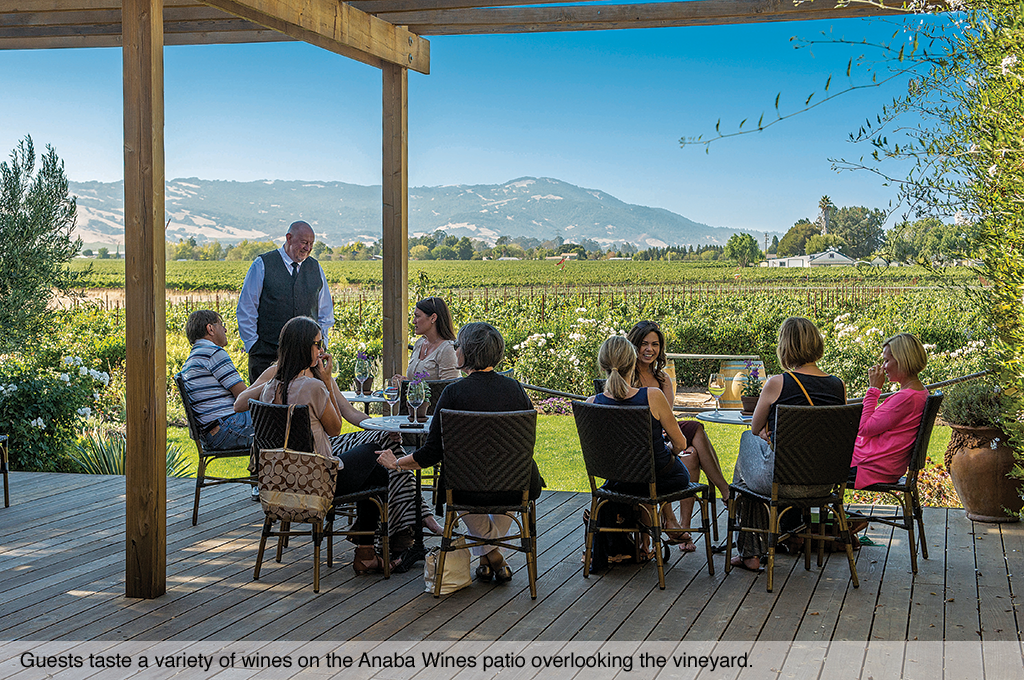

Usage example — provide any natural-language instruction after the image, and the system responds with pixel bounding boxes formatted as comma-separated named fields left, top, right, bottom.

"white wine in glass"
left=708, top=373, right=726, bottom=414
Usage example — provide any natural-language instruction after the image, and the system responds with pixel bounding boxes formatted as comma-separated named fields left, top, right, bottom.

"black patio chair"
left=250, top=400, right=391, bottom=590
left=433, top=408, right=540, bottom=598
left=1, top=434, right=9, bottom=508
left=592, top=377, right=719, bottom=540
left=572, top=400, right=714, bottom=589
left=726, top=403, right=863, bottom=592
left=174, top=372, right=255, bottom=526
left=852, top=392, right=943, bottom=574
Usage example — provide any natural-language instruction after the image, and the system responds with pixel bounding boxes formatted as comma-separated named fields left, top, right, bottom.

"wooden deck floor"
left=1, top=471, right=1022, bottom=648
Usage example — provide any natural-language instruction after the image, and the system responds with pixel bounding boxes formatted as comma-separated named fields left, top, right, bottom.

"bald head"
left=284, top=221, right=315, bottom=263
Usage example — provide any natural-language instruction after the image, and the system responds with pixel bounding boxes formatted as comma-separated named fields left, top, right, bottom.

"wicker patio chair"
left=251, top=400, right=391, bottom=590
left=852, top=392, right=943, bottom=573
left=572, top=400, right=714, bottom=589
left=433, top=408, right=540, bottom=598
left=174, top=372, right=255, bottom=526
left=1, top=434, right=9, bottom=508
left=725, top=403, right=863, bottom=592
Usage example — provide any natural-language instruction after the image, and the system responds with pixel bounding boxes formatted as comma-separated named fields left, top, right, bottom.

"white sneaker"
left=250, top=486, right=260, bottom=501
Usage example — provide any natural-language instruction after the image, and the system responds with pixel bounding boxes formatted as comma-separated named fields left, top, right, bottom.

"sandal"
left=476, top=564, right=494, bottom=582
left=730, top=555, right=764, bottom=573
left=353, top=546, right=399, bottom=575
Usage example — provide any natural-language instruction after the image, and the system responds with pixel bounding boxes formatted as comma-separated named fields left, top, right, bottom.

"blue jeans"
left=202, top=411, right=253, bottom=451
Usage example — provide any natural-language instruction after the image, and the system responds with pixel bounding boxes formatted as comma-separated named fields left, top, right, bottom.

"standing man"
left=237, top=220, right=334, bottom=382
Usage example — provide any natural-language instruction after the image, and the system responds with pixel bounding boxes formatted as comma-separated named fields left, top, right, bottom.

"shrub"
left=940, top=379, right=1006, bottom=429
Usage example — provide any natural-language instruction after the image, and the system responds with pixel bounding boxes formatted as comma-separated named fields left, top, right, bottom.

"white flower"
left=1001, top=55, right=1018, bottom=75
left=59, top=373, right=71, bottom=383
left=569, top=333, right=586, bottom=341
left=93, top=392, right=101, bottom=401
left=988, top=164, right=998, bottom=177
left=79, top=366, right=89, bottom=376
left=954, top=210, right=970, bottom=227
left=63, top=357, right=74, bottom=365
left=30, top=417, right=46, bottom=430
left=576, top=307, right=587, bottom=313
left=77, top=407, right=92, bottom=418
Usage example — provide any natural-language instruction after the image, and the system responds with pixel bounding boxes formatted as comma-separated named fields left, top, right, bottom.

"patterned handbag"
left=258, top=405, right=338, bottom=524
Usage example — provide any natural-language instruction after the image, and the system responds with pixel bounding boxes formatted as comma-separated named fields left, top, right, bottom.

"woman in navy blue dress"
left=587, top=335, right=692, bottom=543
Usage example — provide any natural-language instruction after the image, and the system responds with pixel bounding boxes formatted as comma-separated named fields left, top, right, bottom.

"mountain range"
left=69, top=176, right=774, bottom=250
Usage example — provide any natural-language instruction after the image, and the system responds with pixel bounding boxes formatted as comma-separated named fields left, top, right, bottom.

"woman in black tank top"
left=731, top=318, right=846, bottom=572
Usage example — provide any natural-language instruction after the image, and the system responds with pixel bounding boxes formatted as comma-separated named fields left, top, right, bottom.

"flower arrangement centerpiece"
left=741, top=360, right=764, bottom=398
left=410, top=370, right=430, bottom=386
left=740, top=359, right=763, bottom=415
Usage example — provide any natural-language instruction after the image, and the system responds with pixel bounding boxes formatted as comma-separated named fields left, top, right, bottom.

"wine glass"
left=708, top=373, right=726, bottom=414
left=407, top=381, right=426, bottom=422
left=354, top=357, right=370, bottom=395
left=383, top=384, right=400, bottom=418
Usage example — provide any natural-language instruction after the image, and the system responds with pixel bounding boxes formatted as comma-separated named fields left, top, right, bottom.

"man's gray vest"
left=254, top=250, right=322, bottom=353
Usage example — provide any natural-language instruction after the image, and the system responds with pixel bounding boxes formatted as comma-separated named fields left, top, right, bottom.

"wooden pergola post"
left=382, top=62, right=409, bottom=379
left=122, top=0, right=167, bottom=599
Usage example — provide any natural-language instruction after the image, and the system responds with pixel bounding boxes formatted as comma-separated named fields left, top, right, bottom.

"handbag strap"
left=785, top=371, right=814, bottom=406
left=282, top=404, right=295, bottom=449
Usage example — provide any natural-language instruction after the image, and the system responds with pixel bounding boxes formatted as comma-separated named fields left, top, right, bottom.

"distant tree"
left=225, top=239, right=277, bottom=261
left=410, top=244, right=432, bottom=260
left=768, top=235, right=779, bottom=255
left=82, top=248, right=93, bottom=257
left=456, top=237, right=474, bottom=260
left=830, top=206, right=886, bottom=259
left=0, top=136, right=84, bottom=354
left=198, top=240, right=224, bottom=261
left=312, top=240, right=329, bottom=258
left=97, top=247, right=110, bottom=260
left=431, top=245, right=458, bottom=260
left=777, top=219, right=820, bottom=256
left=883, top=217, right=976, bottom=263
left=817, top=196, right=836, bottom=234
left=804, top=233, right=845, bottom=256
left=724, top=233, right=762, bottom=267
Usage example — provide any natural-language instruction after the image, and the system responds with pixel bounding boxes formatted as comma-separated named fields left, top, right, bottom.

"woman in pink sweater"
left=850, top=333, right=930, bottom=489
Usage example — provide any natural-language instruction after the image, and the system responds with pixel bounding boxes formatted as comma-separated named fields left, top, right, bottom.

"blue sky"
left=0, top=16, right=926, bottom=237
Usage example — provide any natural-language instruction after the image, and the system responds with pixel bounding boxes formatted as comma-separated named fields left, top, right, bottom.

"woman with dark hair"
left=384, top=295, right=459, bottom=543
left=730, top=317, right=846, bottom=572
left=235, top=316, right=392, bottom=575
left=377, top=322, right=542, bottom=585
left=626, top=321, right=730, bottom=553
left=587, top=335, right=693, bottom=550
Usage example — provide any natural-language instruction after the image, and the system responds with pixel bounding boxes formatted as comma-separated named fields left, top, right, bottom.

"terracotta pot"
left=740, top=395, right=759, bottom=416
left=946, top=425, right=1023, bottom=522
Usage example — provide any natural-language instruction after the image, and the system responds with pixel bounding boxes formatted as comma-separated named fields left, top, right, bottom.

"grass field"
left=170, top=416, right=955, bottom=496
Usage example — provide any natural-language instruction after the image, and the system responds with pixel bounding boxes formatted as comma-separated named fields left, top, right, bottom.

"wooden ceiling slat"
left=0, top=17, right=270, bottom=38
left=0, top=29, right=288, bottom=49
left=374, top=0, right=904, bottom=33
left=0, top=7, right=228, bottom=29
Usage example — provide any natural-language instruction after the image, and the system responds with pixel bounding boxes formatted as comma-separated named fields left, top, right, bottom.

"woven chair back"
left=439, top=409, right=537, bottom=495
left=572, top=401, right=655, bottom=485
left=251, top=400, right=315, bottom=455
left=398, top=378, right=460, bottom=415
left=907, top=393, right=944, bottom=476
left=771, top=404, right=863, bottom=486
left=174, top=372, right=204, bottom=443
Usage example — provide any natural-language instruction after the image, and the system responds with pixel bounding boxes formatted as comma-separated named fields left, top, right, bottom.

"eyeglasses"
left=315, top=338, right=326, bottom=351
left=452, top=342, right=460, bottom=350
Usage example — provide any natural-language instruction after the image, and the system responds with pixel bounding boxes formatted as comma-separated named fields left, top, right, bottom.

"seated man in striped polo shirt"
left=181, top=309, right=254, bottom=452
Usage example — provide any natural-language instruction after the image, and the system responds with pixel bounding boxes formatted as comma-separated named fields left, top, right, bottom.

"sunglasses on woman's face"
left=315, top=338, right=326, bottom=351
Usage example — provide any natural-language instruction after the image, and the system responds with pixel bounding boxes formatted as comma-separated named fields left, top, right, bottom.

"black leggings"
left=335, top=443, right=389, bottom=545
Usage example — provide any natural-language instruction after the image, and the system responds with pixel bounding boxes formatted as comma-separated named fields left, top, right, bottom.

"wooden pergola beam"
left=122, top=0, right=167, bottom=600
left=200, top=0, right=430, bottom=73
left=366, top=0, right=906, bottom=34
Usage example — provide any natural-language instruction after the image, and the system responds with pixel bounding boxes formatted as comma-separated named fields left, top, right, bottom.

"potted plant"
left=740, top=360, right=763, bottom=415
left=941, top=380, right=1023, bottom=522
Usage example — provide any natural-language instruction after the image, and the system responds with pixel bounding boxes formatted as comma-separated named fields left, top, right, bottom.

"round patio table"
left=342, top=390, right=388, bottom=415
left=358, top=415, right=434, bottom=572
left=696, top=409, right=752, bottom=426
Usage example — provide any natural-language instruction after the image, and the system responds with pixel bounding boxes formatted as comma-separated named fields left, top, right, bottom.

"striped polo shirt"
left=181, top=339, right=245, bottom=427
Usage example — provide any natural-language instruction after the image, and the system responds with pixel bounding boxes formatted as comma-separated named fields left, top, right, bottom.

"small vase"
left=946, top=425, right=1023, bottom=522
left=741, top=395, right=759, bottom=416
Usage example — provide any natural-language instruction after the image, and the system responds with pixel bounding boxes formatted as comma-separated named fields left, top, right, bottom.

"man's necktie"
left=291, top=262, right=299, bottom=278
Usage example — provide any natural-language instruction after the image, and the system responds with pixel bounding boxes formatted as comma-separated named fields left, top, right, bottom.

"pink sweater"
left=851, top=387, right=930, bottom=489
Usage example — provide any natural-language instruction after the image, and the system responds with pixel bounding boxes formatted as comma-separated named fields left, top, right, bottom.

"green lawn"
left=169, top=416, right=954, bottom=493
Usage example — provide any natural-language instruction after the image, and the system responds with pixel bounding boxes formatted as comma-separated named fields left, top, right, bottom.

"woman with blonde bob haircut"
left=588, top=335, right=694, bottom=546
left=730, top=317, right=846, bottom=572
left=849, top=333, right=929, bottom=489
